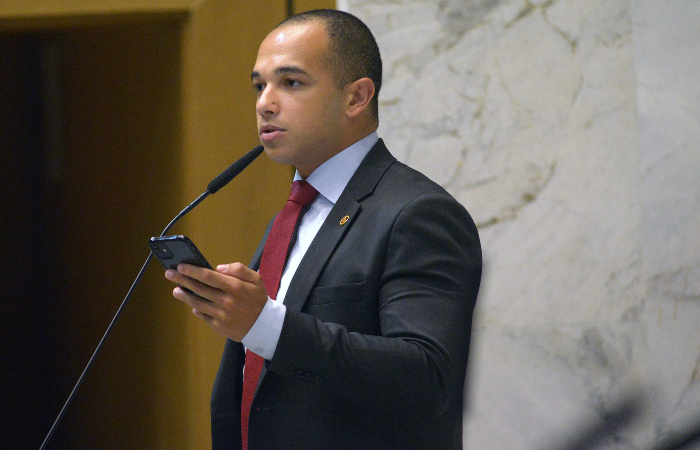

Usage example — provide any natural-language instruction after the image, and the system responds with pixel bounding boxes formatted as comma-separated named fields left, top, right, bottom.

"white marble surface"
left=340, top=0, right=700, bottom=447
left=633, top=0, right=700, bottom=445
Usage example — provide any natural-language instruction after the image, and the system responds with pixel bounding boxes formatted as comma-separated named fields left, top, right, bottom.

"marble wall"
left=339, top=0, right=700, bottom=448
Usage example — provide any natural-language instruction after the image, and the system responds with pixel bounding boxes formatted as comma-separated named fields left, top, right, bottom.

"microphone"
left=38, top=145, right=264, bottom=450
left=208, top=145, right=264, bottom=193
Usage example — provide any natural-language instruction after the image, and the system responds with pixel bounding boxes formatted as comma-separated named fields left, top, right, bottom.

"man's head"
left=252, top=10, right=382, bottom=178
left=278, top=9, right=382, bottom=121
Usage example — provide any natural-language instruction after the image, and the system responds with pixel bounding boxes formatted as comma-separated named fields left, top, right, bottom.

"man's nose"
left=256, top=86, right=279, bottom=116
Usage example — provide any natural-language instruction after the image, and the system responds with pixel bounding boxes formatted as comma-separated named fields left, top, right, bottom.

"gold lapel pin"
left=340, top=215, right=350, bottom=226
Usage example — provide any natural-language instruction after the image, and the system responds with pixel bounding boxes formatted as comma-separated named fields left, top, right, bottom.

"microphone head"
left=207, top=145, right=264, bottom=194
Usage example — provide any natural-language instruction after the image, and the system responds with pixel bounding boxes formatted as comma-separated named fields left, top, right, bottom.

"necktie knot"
left=289, top=180, right=319, bottom=206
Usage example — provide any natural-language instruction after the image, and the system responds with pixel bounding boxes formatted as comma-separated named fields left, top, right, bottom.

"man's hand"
left=165, top=263, right=268, bottom=342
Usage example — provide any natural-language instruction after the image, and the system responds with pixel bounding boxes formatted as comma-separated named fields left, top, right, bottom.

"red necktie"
left=241, top=180, right=319, bottom=450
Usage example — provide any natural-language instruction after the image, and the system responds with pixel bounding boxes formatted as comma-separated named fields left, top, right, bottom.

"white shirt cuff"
left=240, top=297, right=286, bottom=361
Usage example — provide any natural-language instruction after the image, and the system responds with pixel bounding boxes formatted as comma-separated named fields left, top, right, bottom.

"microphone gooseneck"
left=38, top=145, right=264, bottom=450
left=207, top=145, right=264, bottom=194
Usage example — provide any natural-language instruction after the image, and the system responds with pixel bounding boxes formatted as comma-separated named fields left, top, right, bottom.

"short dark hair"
left=278, top=9, right=382, bottom=122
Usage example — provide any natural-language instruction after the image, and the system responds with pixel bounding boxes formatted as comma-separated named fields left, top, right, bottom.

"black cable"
left=38, top=144, right=263, bottom=449
left=38, top=191, right=210, bottom=450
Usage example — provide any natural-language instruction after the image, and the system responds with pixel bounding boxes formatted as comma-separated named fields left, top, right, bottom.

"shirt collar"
left=294, top=132, right=378, bottom=204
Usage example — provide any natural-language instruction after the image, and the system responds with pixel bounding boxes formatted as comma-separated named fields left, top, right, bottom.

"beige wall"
left=0, top=0, right=332, bottom=448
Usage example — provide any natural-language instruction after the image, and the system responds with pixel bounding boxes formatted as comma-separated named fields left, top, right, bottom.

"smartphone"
left=148, top=235, right=212, bottom=270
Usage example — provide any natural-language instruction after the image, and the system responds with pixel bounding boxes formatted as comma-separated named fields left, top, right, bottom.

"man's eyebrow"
left=276, top=66, right=309, bottom=76
left=251, top=66, right=309, bottom=80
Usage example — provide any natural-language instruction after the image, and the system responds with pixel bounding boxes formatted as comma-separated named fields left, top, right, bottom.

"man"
left=165, top=9, right=481, bottom=450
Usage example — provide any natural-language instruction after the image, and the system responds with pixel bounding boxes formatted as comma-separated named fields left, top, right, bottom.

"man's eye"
left=285, top=79, right=301, bottom=87
left=252, top=83, right=264, bottom=92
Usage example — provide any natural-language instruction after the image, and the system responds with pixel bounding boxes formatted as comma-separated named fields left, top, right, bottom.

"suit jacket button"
left=287, top=366, right=297, bottom=374
left=313, top=376, right=324, bottom=384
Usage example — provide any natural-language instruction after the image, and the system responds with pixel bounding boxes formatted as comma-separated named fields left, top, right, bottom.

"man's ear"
left=345, top=78, right=375, bottom=118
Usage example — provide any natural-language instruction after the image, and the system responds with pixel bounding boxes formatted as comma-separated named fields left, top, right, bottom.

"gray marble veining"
left=340, top=0, right=700, bottom=447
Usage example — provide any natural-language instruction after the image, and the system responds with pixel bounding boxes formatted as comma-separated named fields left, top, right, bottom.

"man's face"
left=252, top=21, right=347, bottom=178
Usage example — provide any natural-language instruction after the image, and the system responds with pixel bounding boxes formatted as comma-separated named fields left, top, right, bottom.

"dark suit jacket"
left=211, top=140, right=482, bottom=449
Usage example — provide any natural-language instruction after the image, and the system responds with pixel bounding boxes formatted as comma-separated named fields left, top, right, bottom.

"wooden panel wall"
left=0, top=0, right=333, bottom=448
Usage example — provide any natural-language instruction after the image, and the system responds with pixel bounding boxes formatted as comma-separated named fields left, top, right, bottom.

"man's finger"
left=174, top=287, right=219, bottom=317
left=217, top=262, right=261, bottom=284
left=165, top=268, right=219, bottom=299
left=179, top=263, right=261, bottom=294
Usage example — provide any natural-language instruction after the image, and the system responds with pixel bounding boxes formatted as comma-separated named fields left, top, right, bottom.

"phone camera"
left=151, top=244, right=173, bottom=259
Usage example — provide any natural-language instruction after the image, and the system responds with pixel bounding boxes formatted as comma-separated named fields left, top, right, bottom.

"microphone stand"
left=38, top=145, right=263, bottom=450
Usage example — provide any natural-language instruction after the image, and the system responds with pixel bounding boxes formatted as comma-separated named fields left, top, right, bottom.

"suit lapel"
left=255, top=139, right=395, bottom=391
left=282, top=139, right=396, bottom=313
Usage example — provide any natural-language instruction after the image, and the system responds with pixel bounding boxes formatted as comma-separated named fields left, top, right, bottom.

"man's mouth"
left=260, top=124, right=285, bottom=143
left=260, top=124, right=285, bottom=135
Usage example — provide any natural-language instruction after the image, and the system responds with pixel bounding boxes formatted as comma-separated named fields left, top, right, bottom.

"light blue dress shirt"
left=241, top=132, right=379, bottom=360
